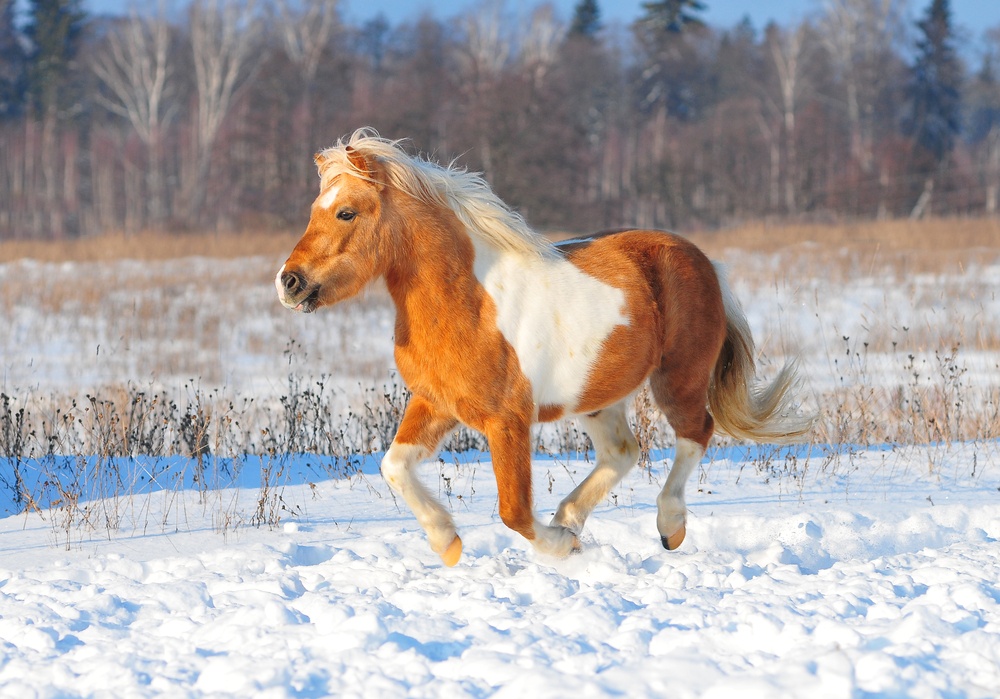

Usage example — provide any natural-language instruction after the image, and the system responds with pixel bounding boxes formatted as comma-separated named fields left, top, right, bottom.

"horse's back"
left=556, top=228, right=715, bottom=275
left=549, top=229, right=726, bottom=414
left=557, top=228, right=724, bottom=329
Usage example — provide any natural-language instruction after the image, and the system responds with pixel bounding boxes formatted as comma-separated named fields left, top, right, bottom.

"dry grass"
left=3, top=217, right=998, bottom=266
left=0, top=230, right=301, bottom=263
left=690, top=217, right=1000, bottom=253
left=690, top=217, right=1000, bottom=280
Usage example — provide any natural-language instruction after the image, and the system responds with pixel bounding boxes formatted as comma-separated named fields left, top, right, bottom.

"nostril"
left=281, top=271, right=302, bottom=294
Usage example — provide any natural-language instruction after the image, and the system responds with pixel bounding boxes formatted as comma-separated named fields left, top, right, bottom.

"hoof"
left=661, top=526, right=686, bottom=551
left=570, top=536, right=582, bottom=555
left=440, top=535, right=463, bottom=567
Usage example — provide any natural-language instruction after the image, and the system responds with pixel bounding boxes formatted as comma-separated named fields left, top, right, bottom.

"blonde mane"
left=315, top=128, right=556, bottom=259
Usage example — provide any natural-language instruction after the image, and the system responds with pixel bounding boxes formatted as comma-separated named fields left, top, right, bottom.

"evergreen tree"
left=570, top=0, right=601, bottom=38
left=24, top=0, right=85, bottom=117
left=637, top=0, right=706, bottom=34
left=633, top=0, right=710, bottom=120
left=906, top=0, right=962, bottom=165
left=0, top=0, right=26, bottom=117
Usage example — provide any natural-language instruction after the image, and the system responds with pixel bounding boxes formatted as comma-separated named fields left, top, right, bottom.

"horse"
left=275, top=128, right=812, bottom=566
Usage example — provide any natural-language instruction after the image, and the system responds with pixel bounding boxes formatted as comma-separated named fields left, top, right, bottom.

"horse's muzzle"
left=275, top=266, right=319, bottom=313
left=280, top=268, right=305, bottom=296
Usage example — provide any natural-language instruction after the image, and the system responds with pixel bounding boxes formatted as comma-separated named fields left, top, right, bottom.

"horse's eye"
left=336, top=209, right=357, bottom=222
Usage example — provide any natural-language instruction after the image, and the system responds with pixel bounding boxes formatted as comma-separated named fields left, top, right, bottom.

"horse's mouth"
left=292, top=286, right=321, bottom=313
left=275, top=265, right=322, bottom=313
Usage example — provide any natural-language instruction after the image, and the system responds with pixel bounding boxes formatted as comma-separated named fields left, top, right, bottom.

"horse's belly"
left=476, top=253, right=629, bottom=413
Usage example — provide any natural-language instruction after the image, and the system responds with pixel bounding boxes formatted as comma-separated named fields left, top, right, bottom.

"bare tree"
left=456, top=0, right=510, bottom=87
left=766, top=22, right=810, bottom=214
left=274, top=0, right=337, bottom=86
left=985, top=127, right=1000, bottom=215
left=273, top=0, right=339, bottom=188
left=821, top=0, right=907, bottom=172
left=91, top=7, right=176, bottom=227
left=455, top=0, right=512, bottom=179
left=182, top=0, right=263, bottom=226
left=518, top=4, right=563, bottom=87
left=986, top=41, right=1000, bottom=216
left=965, top=27, right=1000, bottom=216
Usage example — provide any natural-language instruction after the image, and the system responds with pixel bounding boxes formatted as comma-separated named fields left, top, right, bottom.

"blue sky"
left=336, top=0, right=1000, bottom=34
left=81, top=0, right=1000, bottom=50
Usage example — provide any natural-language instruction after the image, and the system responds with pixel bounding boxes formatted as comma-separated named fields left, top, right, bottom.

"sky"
left=76, top=0, right=1000, bottom=59
left=80, top=0, right=1000, bottom=35
left=336, top=0, right=1000, bottom=35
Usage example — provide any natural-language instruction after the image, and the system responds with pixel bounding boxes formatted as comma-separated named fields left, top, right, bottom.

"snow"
left=2, top=250, right=1000, bottom=697
left=2, top=443, right=999, bottom=698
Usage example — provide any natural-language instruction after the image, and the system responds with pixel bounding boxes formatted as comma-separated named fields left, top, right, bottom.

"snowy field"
left=2, top=443, right=999, bottom=698
left=2, top=244, right=1000, bottom=697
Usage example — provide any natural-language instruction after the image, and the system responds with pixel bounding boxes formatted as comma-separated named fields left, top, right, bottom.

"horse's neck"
left=383, top=208, right=479, bottom=315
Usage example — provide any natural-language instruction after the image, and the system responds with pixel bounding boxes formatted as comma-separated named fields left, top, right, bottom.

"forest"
left=0, top=0, right=998, bottom=239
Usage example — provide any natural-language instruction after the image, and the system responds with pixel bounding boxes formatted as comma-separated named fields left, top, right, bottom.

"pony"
left=276, top=128, right=812, bottom=566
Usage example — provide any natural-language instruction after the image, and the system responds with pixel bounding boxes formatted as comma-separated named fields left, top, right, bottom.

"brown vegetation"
left=0, top=230, right=300, bottom=263
left=3, top=216, right=999, bottom=265
left=694, top=216, right=1000, bottom=251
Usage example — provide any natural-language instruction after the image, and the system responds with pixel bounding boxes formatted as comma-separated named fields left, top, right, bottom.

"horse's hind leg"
left=648, top=368, right=714, bottom=550
left=551, top=402, right=638, bottom=535
left=380, top=394, right=461, bottom=565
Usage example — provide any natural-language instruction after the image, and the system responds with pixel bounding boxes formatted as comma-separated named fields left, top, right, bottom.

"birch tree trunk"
left=274, top=0, right=338, bottom=190
left=821, top=0, right=904, bottom=174
left=768, top=24, right=806, bottom=215
left=182, top=0, right=262, bottom=228
left=90, top=7, right=177, bottom=229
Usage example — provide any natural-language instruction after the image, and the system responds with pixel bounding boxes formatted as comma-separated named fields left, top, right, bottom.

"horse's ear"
left=313, top=152, right=328, bottom=173
left=346, top=147, right=385, bottom=189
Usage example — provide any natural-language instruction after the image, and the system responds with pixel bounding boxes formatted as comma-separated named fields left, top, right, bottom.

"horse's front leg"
left=485, top=415, right=580, bottom=557
left=380, top=395, right=461, bottom=565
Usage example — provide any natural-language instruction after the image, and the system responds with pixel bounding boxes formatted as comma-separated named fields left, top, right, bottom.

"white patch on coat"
left=316, top=183, right=341, bottom=210
left=472, top=241, right=629, bottom=413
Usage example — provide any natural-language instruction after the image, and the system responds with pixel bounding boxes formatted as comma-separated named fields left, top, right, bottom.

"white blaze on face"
left=274, top=263, right=299, bottom=310
left=316, top=183, right=341, bottom=210
left=472, top=242, right=629, bottom=412
left=275, top=264, right=288, bottom=305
